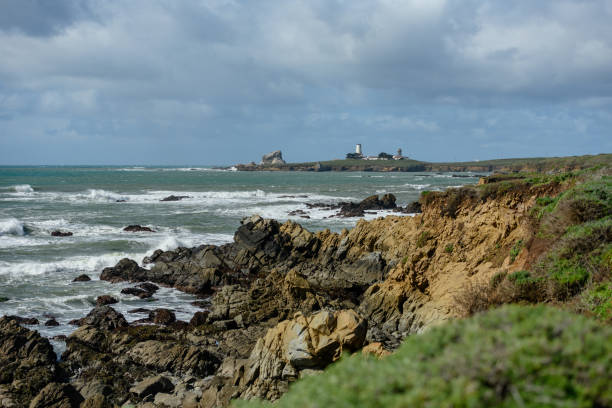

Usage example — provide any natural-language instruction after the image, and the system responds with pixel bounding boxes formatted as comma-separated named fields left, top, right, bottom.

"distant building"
left=346, top=143, right=364, bottom=159
left=393, top=148, right=406, bottom=160
left=356, top=144, right=362, bottom=155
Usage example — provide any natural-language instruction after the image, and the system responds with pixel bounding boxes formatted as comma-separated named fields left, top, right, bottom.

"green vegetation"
left=236, top=305, right=612, bottom=408
left=444, top=243, right=454, bottom=253
left=415, top=231, right=431, bottom=248
left=509, top=240, right=523, bottom=263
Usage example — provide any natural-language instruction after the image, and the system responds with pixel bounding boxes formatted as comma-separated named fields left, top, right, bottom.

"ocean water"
left=0, top=166, right=480, bottom=353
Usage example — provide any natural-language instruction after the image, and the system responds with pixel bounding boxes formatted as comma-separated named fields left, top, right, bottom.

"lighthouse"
left=356, top=144, right=362, bottom=155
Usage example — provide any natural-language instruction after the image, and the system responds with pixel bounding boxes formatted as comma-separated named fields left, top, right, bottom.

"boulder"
left=72, top=274, right=91, bottom=282
left=120, top=287, right=153, bottom=299
left=44, top=319, right=60, bottom=327
left=100, top=258, right=147, bottom=283
left=129, top=375, right=174, bottom=399
left=149, top=309, right=176, bottom=325
left=28, top=383, right=84, bottom=408
left=189, top=311, right=209, bottom=327
left=78, top=306, right=128, bottom=330
left=240, top=309, right=366, bottom=400
left=51, top=230, right=73, bottom=237
left=95, top=295, right=118, bottom=306
left=260, top=150, right=286, bottom=165
left=123, top=225, right=155, bottom=233
left=160, top=195, right=189, bottom=202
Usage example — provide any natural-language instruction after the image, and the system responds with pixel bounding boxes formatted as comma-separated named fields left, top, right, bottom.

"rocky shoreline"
left=0, top=178, right=581, bottom=407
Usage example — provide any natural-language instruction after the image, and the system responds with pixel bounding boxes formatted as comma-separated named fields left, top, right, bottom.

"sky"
left=0, top=0, right=611, bottom=165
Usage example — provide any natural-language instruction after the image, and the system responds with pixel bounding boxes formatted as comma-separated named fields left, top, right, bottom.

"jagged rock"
left=79, top=394, right=112, bottom=408
left=123, top=225, right=155, bottom=233
left=77, top=306, right=128, bottom=330
left=100, top=258, right=147, bottom=283
left=121, top=287, right=152, bottom=299
left=44, top=319, right=60, bottom=327
left=149, top=309, right=176, bottom=325
left=95, top=295, right=118, bottom=306
left=7, top=315, right=39, bottom=325
left=0, top=317, right=59, bottom=406
left=72, top=274, right=91, bottom=282
left=189, top=311, right=209, bottom=327
left=28, top=382, right=83, bottom=408
left=240, top=309, right=366, bottom=400
left=361, top=342, right=391, bottom=358
left=51, top=230, right=73, bottom=237
left=260, top=150, right=286, bottom=165
left=129, top=375, right=174, bottom=398
left=138, top=282, right=159, bottom=293
left=160, top=195, right=189, bottom=202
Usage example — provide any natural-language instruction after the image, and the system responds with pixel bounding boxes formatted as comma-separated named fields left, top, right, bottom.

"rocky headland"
left=1, top=167, right=610, bottom=407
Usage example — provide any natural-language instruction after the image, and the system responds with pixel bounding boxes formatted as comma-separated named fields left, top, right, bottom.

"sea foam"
left=0, top=218, right=25, bottom=236
left=13, top=184, right=34, bottom=193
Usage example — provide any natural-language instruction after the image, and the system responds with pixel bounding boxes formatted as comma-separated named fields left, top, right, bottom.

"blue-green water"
left=0, top=166, right=480, bottom=351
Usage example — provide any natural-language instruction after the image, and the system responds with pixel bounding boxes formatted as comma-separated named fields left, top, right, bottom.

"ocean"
left=0, top=166, right=480, bottom=354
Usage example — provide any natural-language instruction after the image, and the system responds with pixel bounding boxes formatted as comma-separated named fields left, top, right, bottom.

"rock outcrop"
left=260, top=150, right=286, bottom=165
left=0, top=317, right=61, bottom=407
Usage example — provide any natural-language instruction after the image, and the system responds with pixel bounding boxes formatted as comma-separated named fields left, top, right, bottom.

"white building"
left=356, top=144, right=362, bottom=155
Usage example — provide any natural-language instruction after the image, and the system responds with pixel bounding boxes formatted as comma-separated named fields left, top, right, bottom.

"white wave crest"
left=85, top=189, right=127, bottom=202
left=0, top=218, right=25, bottom=236
left=13, top=184, right=34, bottom=193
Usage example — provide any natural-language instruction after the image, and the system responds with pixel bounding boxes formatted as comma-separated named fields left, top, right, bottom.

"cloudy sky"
left=0, top=0, right=611, bottom=165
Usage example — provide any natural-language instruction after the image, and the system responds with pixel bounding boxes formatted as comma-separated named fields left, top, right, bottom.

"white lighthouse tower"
left=356, top=144, right=362, bottom=155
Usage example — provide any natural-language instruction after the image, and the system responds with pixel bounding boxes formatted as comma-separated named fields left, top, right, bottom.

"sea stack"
left=260, top=150, right=286, bottom=165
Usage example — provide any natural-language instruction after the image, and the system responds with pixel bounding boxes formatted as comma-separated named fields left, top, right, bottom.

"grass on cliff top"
left=235, top=305, right=612, bottom=408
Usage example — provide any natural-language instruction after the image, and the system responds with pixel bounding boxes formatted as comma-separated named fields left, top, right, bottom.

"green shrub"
left=489, top=271, right=507, bottom=288
left=444, top=244, right=453, bottom=254
left=582, top=283, right=612, bottom=321
left=416, top=231, right=431, bottom=248
left=235, top=306, right=612, bottom=408
left=507, top=270, right=537, bottom=285
left=509, top=240, right=523, bottom=263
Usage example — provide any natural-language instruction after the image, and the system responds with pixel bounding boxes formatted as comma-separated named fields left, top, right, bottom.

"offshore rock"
left=260, top=150, right=286, bottom=165
left=0, top=317, right=59, bottom=407
left=77, top=306, right=128, bottom=330
left=123, top=225, right=155, bottom=233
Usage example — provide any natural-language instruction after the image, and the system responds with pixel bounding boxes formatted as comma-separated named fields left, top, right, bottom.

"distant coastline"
left=230, top=153, right=612, bottom=173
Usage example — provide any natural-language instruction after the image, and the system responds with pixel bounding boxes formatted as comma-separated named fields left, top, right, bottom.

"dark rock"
left=51, top=230, right=73, bottom=237
left=96, top=295, right=118, bottom=306
left=137, top=282, right=159, bottom=293
left=123, top=225, right=156, bottom=233
left=68, top=319, right=81, bottom=326
left=0, top=296, right=8, bottom=302
left=160, top=195, right=189, bottom=202
left=127, top=308, right=150, bottom=314
left=44, top=318, right=60, bottom=327
left=121, top=287, right=153, bottom=299
left=7, top=315, right=39, bottom=325
left=72, top=274, right=91, bottom=282
left=0, top=317, right=59, bottom=406
left=51, top=335, right=67, bottom=341
left=79, top=306, right=128, bottom=330
left=29, top=382, right=84, bottom=408
left=149, top=308, right=176, bottom=325
left=191, top=299, right=211, bottom=308
left=100, top=258, right=147, bottom=283
left=189, top=311, right=209, bottom=326
left=142, top=249, right=163, bottom=264
left=405, top=200, right=422, bottom=213
left=129, top=375, right=174, bottom=398
left=115, top=199, right=127, bottom=202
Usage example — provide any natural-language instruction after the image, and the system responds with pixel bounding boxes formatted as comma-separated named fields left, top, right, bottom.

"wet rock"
left=121, top=287, right=153, bottom=299
left=0, top=317, right=59, bottom=406
left=72, top=274, right=91, bottom=282
left=123, top=225, right=156, bottom=233
left=0, top=296, right=8, bottom=302
left=78, top=306, right=128, bottom=330
left=127, top=308, right=150, bottom=314
left=7, top=315, right=39, bottom=325
left=129, top=375, right=174, bottom=399
left=149, top=309, right=176, bottom=325
left=189, top=311, right=209, bottom=327
left=44, top=318, right=60, bottom=327
left=95, top=295, right=118, bottom=306
left=100, top=258, right=147, bottom=283
left=160, top=195, right=189, bottom=202
left=137, top=282, right=159, bottom=293
left=51, top=230, right=73, bottom=237
left=29, top=382, right=84, bottom=408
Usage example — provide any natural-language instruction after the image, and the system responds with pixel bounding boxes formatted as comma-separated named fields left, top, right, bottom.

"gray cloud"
left=0, top=0, right=610, bottom=164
